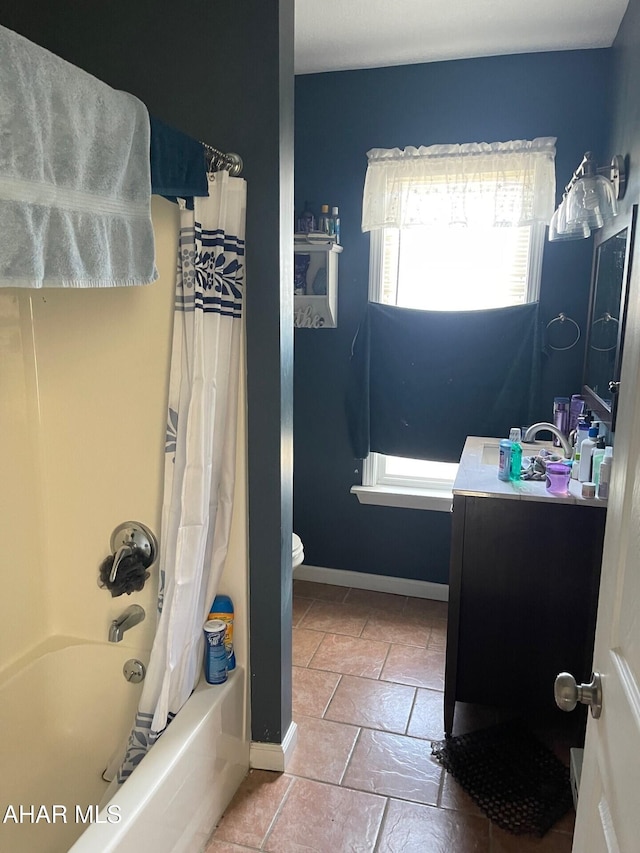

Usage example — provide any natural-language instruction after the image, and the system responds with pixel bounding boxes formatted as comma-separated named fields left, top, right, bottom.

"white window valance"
left=361, top=137, right=557, bottom=232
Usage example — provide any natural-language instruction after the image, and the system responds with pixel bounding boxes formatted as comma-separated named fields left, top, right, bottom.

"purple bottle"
left=552, top=397, right=570, bottom=448
left=568, top=394, right=585, bottom=435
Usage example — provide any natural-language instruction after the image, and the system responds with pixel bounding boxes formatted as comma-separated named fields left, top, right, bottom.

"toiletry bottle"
left=498, top=436, right=512, bottom=482
left=597, top=447, right=613, bottom=499
left=509, top=427, right=522, bottom=481
left=575, top=417, right=590, bottom=454
left=300, top=201, right=316, bottom=233
left=331, top=206, right=341, bottom=243
left=578, top=426, right=599, bottom=482
left=568, top=394, right=585, bottom=435
left=318, top=204, right=331, bottom=234
left=591, top=437, right=607, bottom=484
left=208, top=594, right=235, bottom=670
left=552, top=397, right=570, bottom=447
left=571, top=447, right=581, bottom=480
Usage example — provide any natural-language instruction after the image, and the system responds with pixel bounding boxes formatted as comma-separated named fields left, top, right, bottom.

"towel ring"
left=590, top=312, right=619, bottom=352
left=546, top=313, right=581, bottom=351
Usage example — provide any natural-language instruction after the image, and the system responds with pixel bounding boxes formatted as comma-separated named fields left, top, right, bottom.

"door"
left=572, top=237, right=640, bottom=851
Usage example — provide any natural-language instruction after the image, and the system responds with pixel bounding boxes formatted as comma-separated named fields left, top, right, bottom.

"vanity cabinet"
left=444, top=493, right=606, bottom=734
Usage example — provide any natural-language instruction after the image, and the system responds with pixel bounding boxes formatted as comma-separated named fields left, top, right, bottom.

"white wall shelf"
left=294, top=240, right=342, bottom=328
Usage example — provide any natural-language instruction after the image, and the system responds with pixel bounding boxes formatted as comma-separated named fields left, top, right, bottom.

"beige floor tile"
left=325, top=674, right=416, bottom=733
left=404, top=597, right=449, bottom=621
left=362, top=608, right=431, bottom=647
left=291, top=627, right=324, bottom=667
left=213, top=770, right=293, bottom=849
left=308, top=632, right=390, bottom=678
left=286, top=715, right=359, bottom=784
left=377, top=799, right=490, bottom=852
left=206, top=841, right=259, bottom=852
left=380, top=644, right=446, bottom=690
left=293, top=579, right=348, bottom=602
left=344, top=587, right=408, bottom=613
left=342, top=728, right=442, bottom=805
left=264, top=777, right=386, bottom=852
left=292, top=666, right=341, bottom=718
left=298, top=599, right=370, bottom=636
left=439, top=772, right=485, bottom=817
left=491, top=826, right=574, bottom=852
left=427, top=618, right=448, bottom=650
left=406, top=687, right=445, bottom=740
left=292, top=596, right=312, bottom=627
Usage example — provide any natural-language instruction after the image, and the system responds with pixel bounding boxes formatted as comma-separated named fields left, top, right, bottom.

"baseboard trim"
left=293, top=564, right=448, bottom=601
left=249, top=721, right=298, bottom=772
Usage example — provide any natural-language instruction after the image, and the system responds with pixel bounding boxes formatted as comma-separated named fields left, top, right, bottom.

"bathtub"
left=0, top=638, right=248, bottom=853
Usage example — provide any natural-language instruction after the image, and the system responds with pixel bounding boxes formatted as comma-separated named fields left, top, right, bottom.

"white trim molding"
left=294, top=564, right=448, bottom=602
left=351, top=484, right=452, bottom=512
left=250, top=721, right=298, bottom=772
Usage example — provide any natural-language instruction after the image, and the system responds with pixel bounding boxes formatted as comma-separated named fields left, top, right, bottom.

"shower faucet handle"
left=109, top=520, right=158, bottom=583
left=109, top=544, right=135, bottom=583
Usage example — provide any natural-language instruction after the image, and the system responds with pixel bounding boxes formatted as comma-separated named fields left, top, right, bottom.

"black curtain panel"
left=347, top=301, right=543, bottom=463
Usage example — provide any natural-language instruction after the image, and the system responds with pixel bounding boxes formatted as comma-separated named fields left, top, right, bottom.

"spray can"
left=208, top=594, right=236, bottom=671
left=203, top=620, right=228, bottom=684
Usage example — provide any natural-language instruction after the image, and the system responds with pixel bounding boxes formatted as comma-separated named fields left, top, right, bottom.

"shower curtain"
left=114, top=170, right=246, bottom=784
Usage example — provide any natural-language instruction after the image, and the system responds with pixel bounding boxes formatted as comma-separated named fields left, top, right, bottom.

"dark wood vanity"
left=444, top=438, right=606, bottom=735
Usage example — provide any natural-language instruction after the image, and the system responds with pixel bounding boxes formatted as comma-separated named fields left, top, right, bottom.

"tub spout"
left=109, top=604, right=145, bottom=643
left=523, top=422, right=573, bottom=458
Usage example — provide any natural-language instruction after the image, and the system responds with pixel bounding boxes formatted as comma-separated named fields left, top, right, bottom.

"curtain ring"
left=590, top=312, right=619, bottom=352
left=545, top=312, right=581, bottom=351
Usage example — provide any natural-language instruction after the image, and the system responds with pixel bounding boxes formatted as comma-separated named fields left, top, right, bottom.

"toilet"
left=292, top=532, right=304, bottom=569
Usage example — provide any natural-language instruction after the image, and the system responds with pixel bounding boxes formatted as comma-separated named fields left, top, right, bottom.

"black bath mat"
left=431, top=719, right=574, bottom=837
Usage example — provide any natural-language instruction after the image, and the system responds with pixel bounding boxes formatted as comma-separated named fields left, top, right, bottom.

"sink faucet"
left=523, top=422, right=573, bottom=458
left=109, top=604, right=145, bottom=643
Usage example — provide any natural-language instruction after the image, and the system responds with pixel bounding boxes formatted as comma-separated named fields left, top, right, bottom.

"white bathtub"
left=0, top=638, right=248, bottom=853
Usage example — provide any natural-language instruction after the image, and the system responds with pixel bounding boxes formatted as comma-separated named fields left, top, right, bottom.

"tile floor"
left=206, top=580, right=575, bottom=853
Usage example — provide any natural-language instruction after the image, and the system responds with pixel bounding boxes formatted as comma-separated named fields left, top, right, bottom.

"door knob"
left=554, top=671, right=602, bottom=719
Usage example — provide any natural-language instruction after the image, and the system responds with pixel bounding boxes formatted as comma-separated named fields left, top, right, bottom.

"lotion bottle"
left=591, top=437, right=607, bottom=484
left=597, top=447, right=613, bottom=499
left=578, top=426, right=599, bottom=482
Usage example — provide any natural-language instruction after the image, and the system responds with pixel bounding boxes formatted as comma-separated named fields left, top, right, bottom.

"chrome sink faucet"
left=109, top=604, right=145, bottom=643
left=523, top=422, right=573, bottom=458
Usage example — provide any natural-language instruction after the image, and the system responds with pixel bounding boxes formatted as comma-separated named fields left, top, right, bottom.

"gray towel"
left=0, top=25, right=157, bottom=288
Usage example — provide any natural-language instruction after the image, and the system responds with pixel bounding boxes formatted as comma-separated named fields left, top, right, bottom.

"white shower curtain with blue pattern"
left=111, top=171, right=246, bottom=786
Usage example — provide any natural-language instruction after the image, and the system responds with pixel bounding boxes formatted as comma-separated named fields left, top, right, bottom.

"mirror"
left=583, top=205, right=637, bottom=429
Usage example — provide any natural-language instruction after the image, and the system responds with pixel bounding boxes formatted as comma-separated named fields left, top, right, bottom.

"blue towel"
left=150, top=116, right=208, bottom=200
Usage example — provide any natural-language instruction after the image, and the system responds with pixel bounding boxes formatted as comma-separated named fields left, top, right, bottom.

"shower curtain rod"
left=202, top=142, right=243, bottom=176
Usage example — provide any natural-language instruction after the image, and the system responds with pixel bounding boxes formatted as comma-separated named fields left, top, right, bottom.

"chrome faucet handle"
left=109, top=544, right=134, bottom=583
left=108, top=521, right=158, bottom=584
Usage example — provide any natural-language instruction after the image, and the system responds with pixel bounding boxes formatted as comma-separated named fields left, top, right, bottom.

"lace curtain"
left=361, top=138, right=557, bottom=232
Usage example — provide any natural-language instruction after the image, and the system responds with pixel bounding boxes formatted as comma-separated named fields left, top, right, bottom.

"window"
left=353, top=139, right=556, bottom=510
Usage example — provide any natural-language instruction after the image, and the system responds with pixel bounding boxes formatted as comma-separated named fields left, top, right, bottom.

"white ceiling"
left=295, top=0, right=629, bottom=75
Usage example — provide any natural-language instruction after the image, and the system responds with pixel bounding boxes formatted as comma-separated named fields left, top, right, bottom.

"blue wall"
left=294, top=49, right=613, bottom=584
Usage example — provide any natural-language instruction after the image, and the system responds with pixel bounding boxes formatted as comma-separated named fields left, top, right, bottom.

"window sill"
left=350, top=484, right=453, bottom=512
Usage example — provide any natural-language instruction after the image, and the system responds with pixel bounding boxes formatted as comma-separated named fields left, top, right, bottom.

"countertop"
left=453, top=435, right=607, bottom=507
